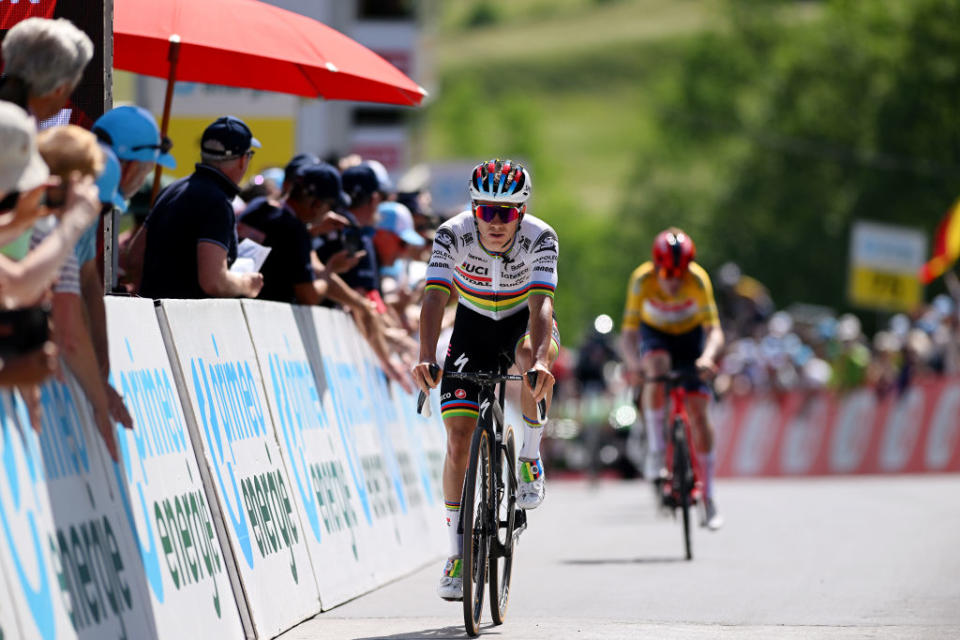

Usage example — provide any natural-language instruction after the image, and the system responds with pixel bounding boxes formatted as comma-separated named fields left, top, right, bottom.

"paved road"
left=279, top=475, right=960, bottom=639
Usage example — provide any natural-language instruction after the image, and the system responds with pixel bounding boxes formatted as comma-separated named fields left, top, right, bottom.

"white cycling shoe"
left=704, top=498, right=724, bottom=531
left=517, top=458, right=546, bottom=510
left=437, top=556, right=463, bottom=601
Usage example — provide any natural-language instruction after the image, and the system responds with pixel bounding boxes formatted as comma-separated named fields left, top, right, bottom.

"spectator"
left=240, top=162, right=350, bottom=304
left=373, top=201, right=424, bottom=270
left=94, top=105, right=178, bottom=290
left=93, top=105, right=176, bottom=198
left=139, top=116, right=263, bottom=299
left=32, top=124, right=131, bottom=458
left=0, top=104, right=100, bottom=308
left=0, top=17, right=93, bottom=122
left=315, top=163, right=387, bottom=299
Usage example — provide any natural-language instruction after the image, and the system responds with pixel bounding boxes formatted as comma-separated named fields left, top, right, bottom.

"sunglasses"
left=474, top=204, right=522, bottom=223
left=130, top=135, right=174, bottom=155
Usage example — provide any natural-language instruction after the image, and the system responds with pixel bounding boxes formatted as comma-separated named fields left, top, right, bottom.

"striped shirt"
left=424, top=211, right=558, bottom=320
left=30, top=219, right=82, bottom=295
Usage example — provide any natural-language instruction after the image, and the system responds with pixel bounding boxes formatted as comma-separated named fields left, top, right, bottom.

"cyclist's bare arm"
left=413, top=287, right=449, bottom=391
left=526, top=293, right=556, bottom=402
left=618, top=327, right=642, bottom=373
left=697, top=323, right=725, bottom=373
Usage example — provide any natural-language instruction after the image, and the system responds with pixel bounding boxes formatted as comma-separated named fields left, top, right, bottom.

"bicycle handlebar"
left=416, top=363, right=547, bottom=423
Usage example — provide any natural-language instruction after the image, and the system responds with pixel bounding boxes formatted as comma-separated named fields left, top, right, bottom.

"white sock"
left=644, top=407, right=666, bottom=453
left=519, top=414, right=543, bottom=460
left=445, top=501, right=462, bottom=557
left=700, top=452, right=716, bottom=501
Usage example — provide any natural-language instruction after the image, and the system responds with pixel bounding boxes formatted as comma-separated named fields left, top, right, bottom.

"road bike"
left=418, top=364, right=546, bottom=637
left=645, top=369, right=706, bottom=561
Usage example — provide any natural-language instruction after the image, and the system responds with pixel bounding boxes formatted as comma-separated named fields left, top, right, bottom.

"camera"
left=342, top=226, right=365, bottom=255
left=42, top=185, right=66, bottom=209
left=0, top=307, right=50, bottom=360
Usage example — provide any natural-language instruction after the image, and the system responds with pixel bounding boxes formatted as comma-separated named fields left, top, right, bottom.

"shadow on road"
left=561, top=557, right=686, bottom=565
left=354, top=624, right=502, bottom=639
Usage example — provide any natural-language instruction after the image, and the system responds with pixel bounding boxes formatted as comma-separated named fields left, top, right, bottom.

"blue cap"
left=284, top=152, right=319, bottom=184
left=201, top=115, right=261, bottom=159
left=93, top=106, right=176, bottom=169
left=95, top=144, right=128, bottom=212
left=295, top=162, right=351, bottom=209
left=377, top=201, right=424, bottom=246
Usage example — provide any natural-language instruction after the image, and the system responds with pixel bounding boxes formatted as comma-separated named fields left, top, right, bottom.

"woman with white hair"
left=0, top=17, right=93, bottom=122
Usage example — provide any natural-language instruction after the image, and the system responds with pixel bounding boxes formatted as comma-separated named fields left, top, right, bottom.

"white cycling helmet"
left=468, top=159, right=532, bottom=206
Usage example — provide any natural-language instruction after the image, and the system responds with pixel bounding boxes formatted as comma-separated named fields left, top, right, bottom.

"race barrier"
left=0, top=298, right=448, bottom=640
left=713, top=377, right=960, bottom=477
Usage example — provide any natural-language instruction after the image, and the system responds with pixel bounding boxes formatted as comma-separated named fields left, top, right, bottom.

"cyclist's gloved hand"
left=526, top=362, right=555, bottom=404
left=412, top=361, right=442, bottom=393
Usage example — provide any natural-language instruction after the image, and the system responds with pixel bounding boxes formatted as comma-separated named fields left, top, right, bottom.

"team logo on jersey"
left=460, top=263, right=489, bottom=276
left=532, top=230, right=558, bottom=254
left=519, top=236, right=532, bottom=252
left=434, top=228, right=457, bottom=253
left=455, top=389, right=466, bottom=399
left=463, top=232, right=475, bottom=246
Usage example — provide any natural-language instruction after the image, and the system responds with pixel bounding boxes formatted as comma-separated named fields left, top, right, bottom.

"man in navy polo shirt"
left=139, top=116, right=264, bottom=299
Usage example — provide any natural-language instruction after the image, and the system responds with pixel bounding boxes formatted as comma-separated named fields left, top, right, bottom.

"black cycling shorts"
left=640, top=323, right=708, bottom=394
left=440, top=305, right=560, bottom=420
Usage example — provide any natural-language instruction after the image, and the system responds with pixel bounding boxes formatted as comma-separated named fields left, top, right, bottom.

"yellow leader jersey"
left=622, top=261, right=720, bottom=335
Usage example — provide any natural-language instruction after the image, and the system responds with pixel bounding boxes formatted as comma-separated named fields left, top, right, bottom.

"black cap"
left=201, top=116, right=261, bottom=158
left=284, top=152, right=319, bottom=184
left=295, top=162, right=351, bottom=209
left=397, top=191, right=423, bottom=216
left=341, top=164, right=381, bottom=202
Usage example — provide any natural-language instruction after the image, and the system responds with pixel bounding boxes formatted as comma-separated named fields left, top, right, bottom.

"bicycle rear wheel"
left=462, top=427, right=493, bottom=637
left=673, top=419, right=693, bottom=561
left=489, top=427, right=517, bottom=625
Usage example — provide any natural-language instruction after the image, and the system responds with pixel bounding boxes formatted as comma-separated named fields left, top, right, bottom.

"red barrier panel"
left=715, top=376, right=960, bottom=477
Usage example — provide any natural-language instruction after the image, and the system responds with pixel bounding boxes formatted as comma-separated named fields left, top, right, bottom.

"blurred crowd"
left=0, top=17, right=445, bottom=461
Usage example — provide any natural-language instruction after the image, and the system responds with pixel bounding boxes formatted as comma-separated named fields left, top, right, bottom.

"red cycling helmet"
left=652, top=228, right=696, bottom=278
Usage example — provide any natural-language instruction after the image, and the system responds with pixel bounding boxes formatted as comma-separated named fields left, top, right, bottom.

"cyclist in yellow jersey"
left=620, top=227, right=725, bottom=530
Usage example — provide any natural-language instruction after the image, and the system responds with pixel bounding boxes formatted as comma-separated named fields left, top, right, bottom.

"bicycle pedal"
left=514, top=508, right=527, bottom=529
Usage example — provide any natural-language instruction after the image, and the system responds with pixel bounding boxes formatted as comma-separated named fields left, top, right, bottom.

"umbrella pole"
left=150, top=35, right=181, bottom=205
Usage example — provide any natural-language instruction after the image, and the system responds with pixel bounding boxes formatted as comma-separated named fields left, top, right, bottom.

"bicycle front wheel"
left=489, top=427, right=517, bottom=625
left=462, top=427, right=493, bottom=637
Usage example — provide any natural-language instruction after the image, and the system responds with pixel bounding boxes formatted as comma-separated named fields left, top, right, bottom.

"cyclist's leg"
left=641, top=348, right=671, bottom=478
left=686, top=392, right=722, bottom=528
left=437, top=308, right=494, bottom=598
left=513, top=317, right=560, bottom=509
left=514, top=334, right=559, bottom=457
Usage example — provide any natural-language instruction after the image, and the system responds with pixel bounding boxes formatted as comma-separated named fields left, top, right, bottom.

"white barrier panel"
left=106, top=297, right=246, bottom=638
left=158, top=300, right=321, bottom=639
left=0, top=377, right=157, bottom=640
left=351, top=325, right=448, bottom=562
left=306, top=307, right=413, bottom=584
left=243, top=301, right=376, bottom=608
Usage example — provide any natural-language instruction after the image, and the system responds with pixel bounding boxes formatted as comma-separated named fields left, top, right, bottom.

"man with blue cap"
left=139, top=115, right=263, bottom=300
left=93, top=105, right=176, bottom=198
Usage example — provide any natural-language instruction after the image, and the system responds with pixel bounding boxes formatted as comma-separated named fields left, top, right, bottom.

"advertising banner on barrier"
left=715, top=377, right=960, bottom=477
left=158, top=299, right=321, bottom=639
left=0, top=391, right=74, bottom=640
left=0, top=377, right=157, bottom=640
left=304, top=307, right=411, bottom=583
left=243, top=301, right=376, bottom=608
left=105, top=297, right=245, bottom=639
left=350, top=325, right=447, bottom=562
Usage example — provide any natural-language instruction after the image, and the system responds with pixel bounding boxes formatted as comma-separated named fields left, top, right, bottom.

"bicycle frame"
left=445, top=370, right=526, bottom=547
left=653, top=373, right=706, bottom=505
